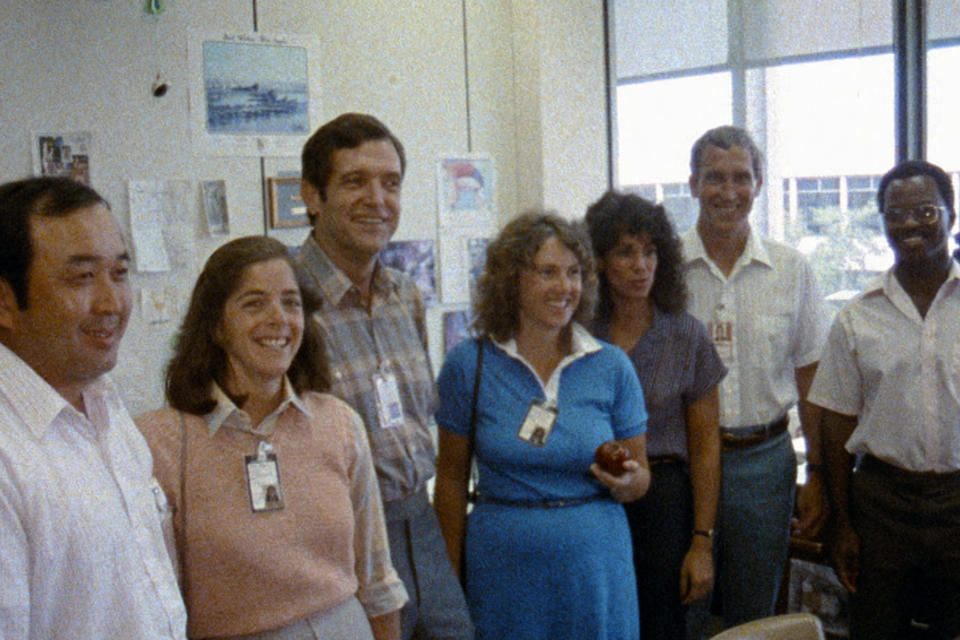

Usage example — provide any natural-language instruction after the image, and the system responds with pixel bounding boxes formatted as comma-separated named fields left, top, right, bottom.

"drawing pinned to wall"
left=201, top=179, right=229, bottom=234
left=467, top=237, right=490, bottom=303
left=438, top=234, right=490, bottom=305
left=443, top=310, right=473, bottom=354
left=380, top=240, right=438, bottom=308
left=141, top=287, right=173, bottom=325
left=127, top=180, right=194, bottom=274
left=32, top=131, right=92, bottom=185
left=267, top=176, right=309, bottom=229
left=437, top=155, right=495, bottom=228
left=190, top=32, right=321, bottom=156
left=436, top=154, right=496, bottom=305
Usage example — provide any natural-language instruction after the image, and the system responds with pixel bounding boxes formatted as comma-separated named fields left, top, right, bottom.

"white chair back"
left=709, top=612, right=826, bottom=640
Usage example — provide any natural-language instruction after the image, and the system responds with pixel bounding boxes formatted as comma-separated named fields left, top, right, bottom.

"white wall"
left=0, top=0, right=608, bottom=415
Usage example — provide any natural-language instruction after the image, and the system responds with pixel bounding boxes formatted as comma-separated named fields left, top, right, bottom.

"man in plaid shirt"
left=296, top=113, right=472, bottom=640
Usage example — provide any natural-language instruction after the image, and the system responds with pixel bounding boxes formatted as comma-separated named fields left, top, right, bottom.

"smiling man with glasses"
left=810, top=159, right=960, bottom=639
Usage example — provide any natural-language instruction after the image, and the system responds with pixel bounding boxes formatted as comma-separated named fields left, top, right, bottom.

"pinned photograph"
left=201, top=180, right=229, bottom=234
left=380, top=240, right=438, bottom=308
left=190, top=32, right=320, bottom=156
left=33, top=132, right=92, bottom=185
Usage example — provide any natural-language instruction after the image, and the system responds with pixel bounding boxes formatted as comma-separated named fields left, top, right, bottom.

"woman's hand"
left=590, top=458, right=651, bottom=503
left=590, top=434, right=650, bottom=502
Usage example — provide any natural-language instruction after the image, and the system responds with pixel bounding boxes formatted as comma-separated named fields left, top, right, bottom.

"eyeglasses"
left=883, top=204, right=945, bottom=225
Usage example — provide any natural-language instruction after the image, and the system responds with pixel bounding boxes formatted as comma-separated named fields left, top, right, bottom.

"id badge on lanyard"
left=373, top=369, right=405, bottom=430
left=517, top=401, right=557, bottom=447
left=707, top=320, right=735, bottom=365
left=245, top=441, right=284, bottom=513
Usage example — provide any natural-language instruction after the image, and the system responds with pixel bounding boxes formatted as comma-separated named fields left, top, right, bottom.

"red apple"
left=594, top=440, right=632, bottom=475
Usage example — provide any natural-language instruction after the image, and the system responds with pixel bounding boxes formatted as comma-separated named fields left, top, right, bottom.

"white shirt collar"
left=0, top=342, right=116, bottom=439
left=683, top=226, right=772, bottom=271
left=204, top=377, right=311, bottom=437
left=876, top=259, right=960, bottom=320
left=492, top=323, right=601, bottom=404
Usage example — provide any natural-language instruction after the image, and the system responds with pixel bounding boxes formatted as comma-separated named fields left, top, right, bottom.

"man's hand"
left=679, top=538, right=714, bottom=605
left=792, top=471, right=828, bottom=538
left=830, top=523, right=860, bottom=594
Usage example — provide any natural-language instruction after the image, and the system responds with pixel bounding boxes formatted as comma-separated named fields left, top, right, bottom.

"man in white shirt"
left=810, top=160, right=960, bottom=639
left=0, top=177, right=187, bottom=639
left=681, top=126, right=829, bottom=632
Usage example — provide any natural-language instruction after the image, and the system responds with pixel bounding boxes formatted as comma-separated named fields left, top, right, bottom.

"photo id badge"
left=373, top=371, right=405, bottom=430
left=517, top=401, right=557, bottom=447
left=708, top=320, right=735, bottom=365
left=245, top=441, right=284, bottom=513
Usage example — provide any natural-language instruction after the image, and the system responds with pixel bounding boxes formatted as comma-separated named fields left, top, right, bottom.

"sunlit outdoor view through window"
left=614, top=44, right=960, bottom=316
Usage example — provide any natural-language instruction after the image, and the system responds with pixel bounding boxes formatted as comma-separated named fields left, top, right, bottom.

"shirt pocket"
left=756, top=312, right=793, bottom=364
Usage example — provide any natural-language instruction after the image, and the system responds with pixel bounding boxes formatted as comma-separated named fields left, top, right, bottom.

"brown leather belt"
left=720, top=415, right=789, bottom=450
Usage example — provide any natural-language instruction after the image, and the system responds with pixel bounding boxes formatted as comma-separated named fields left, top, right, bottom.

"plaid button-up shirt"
left=295, top=236, right=438, bottom=502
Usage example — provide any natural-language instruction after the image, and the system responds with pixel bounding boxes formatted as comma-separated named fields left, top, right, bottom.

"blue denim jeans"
left=385, top=489, right=474, bottom=640
left=714, top=431, right=796, bottom=628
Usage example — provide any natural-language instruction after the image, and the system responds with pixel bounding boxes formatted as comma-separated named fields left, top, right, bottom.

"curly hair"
left=877, top=159, right=955, bottom=215
left=473, top=211, right=597, bottom=342
left=165, top=236, right=330, bottom=415
left=585, top=190, right=687, bottom=319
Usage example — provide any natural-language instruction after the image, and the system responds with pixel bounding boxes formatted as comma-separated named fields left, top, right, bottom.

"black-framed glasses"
left=883, top=204, right=945, bottom=225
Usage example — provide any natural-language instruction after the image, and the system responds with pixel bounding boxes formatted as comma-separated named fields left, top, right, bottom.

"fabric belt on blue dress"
left=720, top=415, right=789, bottom=450
left=473, top=493, right=607, bottom=508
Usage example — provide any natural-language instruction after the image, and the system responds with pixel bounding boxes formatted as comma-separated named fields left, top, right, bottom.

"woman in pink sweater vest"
left=137, top=236, right=407, bottom=640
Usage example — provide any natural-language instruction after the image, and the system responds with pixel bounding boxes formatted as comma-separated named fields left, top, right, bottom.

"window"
left=608, top=0, right=922, bottom=306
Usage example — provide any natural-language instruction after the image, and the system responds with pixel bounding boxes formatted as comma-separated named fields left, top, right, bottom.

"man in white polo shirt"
left=0, top=177, right=187, bottom=639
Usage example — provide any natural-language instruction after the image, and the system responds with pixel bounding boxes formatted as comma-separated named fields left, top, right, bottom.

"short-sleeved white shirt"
left=809, top=263, right=960, bottom=473
left=682, top=228, right=829, bottom=429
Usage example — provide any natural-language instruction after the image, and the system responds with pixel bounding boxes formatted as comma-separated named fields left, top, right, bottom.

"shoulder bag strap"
left=467, top=337, right=484, bottom=501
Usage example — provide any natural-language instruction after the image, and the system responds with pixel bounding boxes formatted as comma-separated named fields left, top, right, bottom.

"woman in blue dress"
left=433, top=212, right=651, bottom=640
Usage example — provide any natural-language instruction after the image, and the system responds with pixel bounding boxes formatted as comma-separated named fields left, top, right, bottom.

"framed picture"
left=267, top=177, right=309, bottom=229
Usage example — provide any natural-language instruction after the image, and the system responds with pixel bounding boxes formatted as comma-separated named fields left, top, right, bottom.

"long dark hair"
left=585, top=190, right=687, bottom=321
left=165, top=236, right=330, bottom=415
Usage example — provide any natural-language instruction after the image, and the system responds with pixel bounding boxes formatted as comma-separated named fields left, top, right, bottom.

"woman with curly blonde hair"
left=434, top=211, right=650, bottom=640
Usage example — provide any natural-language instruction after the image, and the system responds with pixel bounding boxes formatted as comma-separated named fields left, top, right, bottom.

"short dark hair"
left=877, top=159, right=955, bottom=214
left=473, top=211, right=597, bottom=342
left=165, top=236, right=330, bottom=415
left=301, top=113, right=406, bottom=199
left=690, top=125, right=763, bottom=182
left=0, top=176, right=109, bottom=310
left=585, top=191, right=687, bottom=319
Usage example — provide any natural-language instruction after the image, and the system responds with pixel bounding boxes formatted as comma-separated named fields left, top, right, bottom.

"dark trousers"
left=851, top=458, right=960, bottom=640
left=385, top=489, right=474, bottom=640
left=626, top=461, right=693, bottom=640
